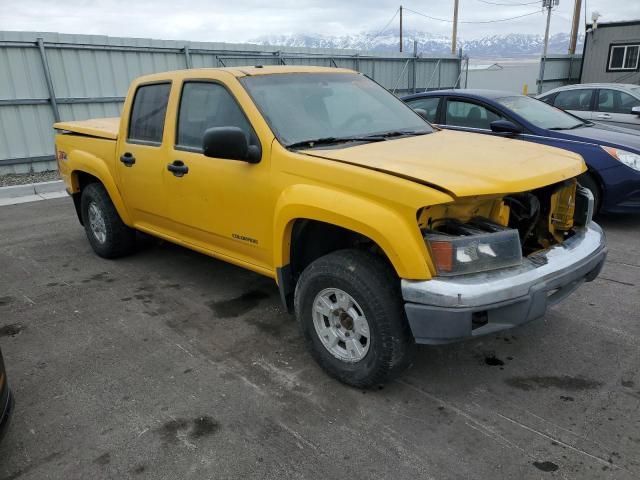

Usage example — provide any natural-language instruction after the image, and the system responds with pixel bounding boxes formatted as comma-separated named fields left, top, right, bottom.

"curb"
left=0, top=180, right=64, bottom=199
left=0, top=180, right=66, bottom=206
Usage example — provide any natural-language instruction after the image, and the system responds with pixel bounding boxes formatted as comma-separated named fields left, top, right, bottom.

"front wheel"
left=294, top=249, right=414, bottom=388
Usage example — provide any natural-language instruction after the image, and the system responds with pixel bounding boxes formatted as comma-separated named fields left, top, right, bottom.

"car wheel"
left=578, top=173, right=601, bottom=215
left=294, top=249, right=414, bottom=388
left=80, top=183, right=136, bottom=258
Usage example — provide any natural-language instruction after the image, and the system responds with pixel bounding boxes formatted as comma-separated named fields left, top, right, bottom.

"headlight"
left=425, top=229, right=522, bottom=276
left=601, top=146, right=640, bottom=171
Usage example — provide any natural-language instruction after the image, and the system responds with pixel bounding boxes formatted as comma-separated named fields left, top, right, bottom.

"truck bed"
left=53, top=117, right=120, bottom=140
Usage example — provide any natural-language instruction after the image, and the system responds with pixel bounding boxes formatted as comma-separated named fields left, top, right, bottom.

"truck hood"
left=301, top=129, right=585, bottom=197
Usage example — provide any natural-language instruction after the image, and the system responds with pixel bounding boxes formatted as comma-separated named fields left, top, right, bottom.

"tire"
left=294, top=249, right=414, bottom=388
left=578, top=173, right=601, bottom=215
left=80, top=182, right=136, bottom=258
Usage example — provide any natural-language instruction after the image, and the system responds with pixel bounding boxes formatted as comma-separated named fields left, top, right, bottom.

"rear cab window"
left=128, top=83, right=172, bottom=145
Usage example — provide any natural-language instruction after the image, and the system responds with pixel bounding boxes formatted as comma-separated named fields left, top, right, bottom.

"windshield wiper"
left=549, top=121, right=595, bottom=131
left=286, top=130, right=428, bottom=149
left=286, top=135, right=388, bottom=149
left=374, top=130, right=429, bottom=138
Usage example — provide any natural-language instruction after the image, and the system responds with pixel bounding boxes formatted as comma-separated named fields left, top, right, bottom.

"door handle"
left=167, top=160, right=189, bottom=177
left=120, top=152, right=136, bottom=167
left=596, top=113, right=612, bottom=119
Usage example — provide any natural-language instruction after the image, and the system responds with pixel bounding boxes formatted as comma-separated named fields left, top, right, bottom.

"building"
left=580, top=20, right=640, bottom=84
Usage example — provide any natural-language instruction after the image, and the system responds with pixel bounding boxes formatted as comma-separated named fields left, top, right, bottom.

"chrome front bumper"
left=402, top=222, right=607, bottom=344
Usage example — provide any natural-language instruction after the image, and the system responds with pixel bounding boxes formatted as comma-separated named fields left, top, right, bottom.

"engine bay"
left=418, top=179, right=592, bottom=275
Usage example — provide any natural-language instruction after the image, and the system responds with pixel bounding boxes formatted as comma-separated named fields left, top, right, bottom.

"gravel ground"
left=0, top=171, right=60, bottom=187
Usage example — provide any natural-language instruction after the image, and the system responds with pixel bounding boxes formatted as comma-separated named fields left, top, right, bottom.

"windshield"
left=240, top=73, right=432, bottom=146
left=497, top=95, right=586, bottom=130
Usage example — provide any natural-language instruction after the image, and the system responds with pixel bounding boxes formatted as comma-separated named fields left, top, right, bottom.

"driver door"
left=164, top=79, right=273, bottom=271
left=595, top=89, right=640, bottom=130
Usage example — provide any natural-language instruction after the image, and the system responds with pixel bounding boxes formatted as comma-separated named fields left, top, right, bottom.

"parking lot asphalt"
left=0, top=197, right=639, bottom=479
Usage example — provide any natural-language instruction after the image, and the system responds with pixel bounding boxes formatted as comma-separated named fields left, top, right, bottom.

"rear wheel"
left=80, top=183, right=136, bottom=258
left=578, top=173, right=601, bottom=215
left=294, top=249, right=414, bottom=388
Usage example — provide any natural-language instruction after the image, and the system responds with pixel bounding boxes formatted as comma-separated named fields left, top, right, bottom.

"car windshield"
left=497, top=95, right=586, bottom=130
left=240, top=73, right=432, bottom=146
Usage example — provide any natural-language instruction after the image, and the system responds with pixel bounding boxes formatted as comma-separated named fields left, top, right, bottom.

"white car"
left=537, top=83, right=640, bottom=131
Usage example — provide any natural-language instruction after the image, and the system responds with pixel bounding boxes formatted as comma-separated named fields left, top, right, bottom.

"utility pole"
left=399, top=5, right=403, bottom=52
left=568, top=0, right=582, bottom=54
left=451, top=0, right=459, bottom=55
left=537, top=0, right=558, bottom=94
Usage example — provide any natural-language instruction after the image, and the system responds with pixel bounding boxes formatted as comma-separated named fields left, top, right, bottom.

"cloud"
left=0, top=0, right=637, bottom=43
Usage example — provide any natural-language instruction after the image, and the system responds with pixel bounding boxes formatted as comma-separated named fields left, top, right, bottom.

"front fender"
left=68, top=150, right=132, bottom=226
left=273, top=184, right=433, bottom=280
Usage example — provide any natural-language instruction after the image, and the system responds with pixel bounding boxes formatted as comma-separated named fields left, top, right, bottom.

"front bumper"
left=402, top=222, right=607, bottom=344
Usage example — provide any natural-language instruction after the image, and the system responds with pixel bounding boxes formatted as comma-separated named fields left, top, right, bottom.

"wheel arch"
left=273, top=185, right=432, bottom=311
left=68, top=152, right=131, bottom=225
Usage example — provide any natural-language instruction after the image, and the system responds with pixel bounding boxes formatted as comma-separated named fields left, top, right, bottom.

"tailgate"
left=53, top=117, right=120, bottom=140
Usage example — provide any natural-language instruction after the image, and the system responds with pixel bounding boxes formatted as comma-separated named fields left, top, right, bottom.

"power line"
left=370, top=8, right=400, bottom=41
left=476, top=0, right=540, bottom=6
left=403, top=6, right=542, bottom=24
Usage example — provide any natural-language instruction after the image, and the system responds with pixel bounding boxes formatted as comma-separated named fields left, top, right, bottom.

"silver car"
left=537, top=83, right=640, bottom=131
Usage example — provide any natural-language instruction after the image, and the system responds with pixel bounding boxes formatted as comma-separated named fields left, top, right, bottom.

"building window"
left=608, top=44, right=640, bottom=71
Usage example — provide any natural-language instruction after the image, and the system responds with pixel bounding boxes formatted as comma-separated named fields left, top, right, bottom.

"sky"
left=0, top=0, right=637, bottom=42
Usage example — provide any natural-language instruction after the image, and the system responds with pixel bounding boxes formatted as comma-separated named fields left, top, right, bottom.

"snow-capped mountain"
left=250, top=31, right=584, bottom=58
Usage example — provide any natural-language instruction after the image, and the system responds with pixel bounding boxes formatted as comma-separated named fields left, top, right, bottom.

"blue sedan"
left=402, top=89, right=640, bottom=214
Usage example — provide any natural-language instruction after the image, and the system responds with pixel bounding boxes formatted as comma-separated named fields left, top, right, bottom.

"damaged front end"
left=403, top=179, right=606, bottom=345
left=418, top=179, right=594, bottom=277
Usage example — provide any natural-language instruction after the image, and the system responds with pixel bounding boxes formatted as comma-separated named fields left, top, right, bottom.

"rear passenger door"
left=551, top=88, right=594, bottom=122
left=117, top=82, right=172, bottom=229
left=594, top=89, right=640, bottom=130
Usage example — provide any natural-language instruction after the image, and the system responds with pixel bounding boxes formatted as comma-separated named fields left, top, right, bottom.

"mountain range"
left=250, top=31, right=584, bottom=58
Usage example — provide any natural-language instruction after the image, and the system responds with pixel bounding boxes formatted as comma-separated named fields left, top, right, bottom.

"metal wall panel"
left=581, top=23, right=640, bottom=84
left=0, top=30, right=460, bottom=173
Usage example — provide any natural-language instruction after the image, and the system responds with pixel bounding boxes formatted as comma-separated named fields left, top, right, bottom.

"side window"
left=597, top=89, right=639, bottom=114
left=406, top=97, right=440, bottom=122
left=177, top=82, right=256, bottom=150
left=553, top=89, right=593, bottom=111
left=445, top=100, right=502, bottom=129
left=128, top=83, right=171, bottom=144
left=539, top=94, right=555, bottom=105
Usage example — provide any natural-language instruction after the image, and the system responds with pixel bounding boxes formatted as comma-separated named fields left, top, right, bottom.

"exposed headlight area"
left=601, top=146, right=640, bottom=171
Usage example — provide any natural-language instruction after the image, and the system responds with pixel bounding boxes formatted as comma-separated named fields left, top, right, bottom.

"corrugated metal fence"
left=0, top=31, right=462, bottom=174
left=466, top=55, right=582, bottom=94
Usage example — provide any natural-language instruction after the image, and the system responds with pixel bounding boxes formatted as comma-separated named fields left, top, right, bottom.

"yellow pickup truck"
left=54, top=66, right=606, bottom=387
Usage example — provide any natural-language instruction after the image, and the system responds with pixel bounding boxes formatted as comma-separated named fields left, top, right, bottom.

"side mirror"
left=202, top=127, right=261, bottom=163
left=631, top=106, right=640, bottom=116
left=490, top=120, right=523, bottom=135
left=413, top=108, right=429, bottom=120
